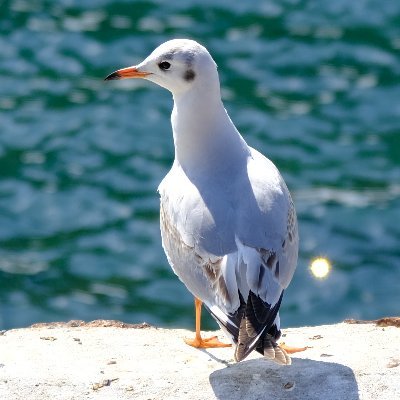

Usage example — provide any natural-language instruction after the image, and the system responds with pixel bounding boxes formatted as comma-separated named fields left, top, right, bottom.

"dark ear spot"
left=183, top=69, right=195, bottom=82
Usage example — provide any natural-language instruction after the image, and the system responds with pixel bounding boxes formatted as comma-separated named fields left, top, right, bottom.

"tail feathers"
left=207, top=290, right=287, bottom=363
left=234, top=291, right=284, bottom=362
left=261, top=335, right=291, bottom=365
left=234, top=315, right=265, bottom=362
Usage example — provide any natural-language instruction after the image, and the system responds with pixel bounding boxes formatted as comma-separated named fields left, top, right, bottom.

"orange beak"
left=104, top=66, right=150, bottom=81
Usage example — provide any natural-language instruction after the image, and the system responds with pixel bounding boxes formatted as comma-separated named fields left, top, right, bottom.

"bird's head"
left=105, top=39, right=219, bottom=96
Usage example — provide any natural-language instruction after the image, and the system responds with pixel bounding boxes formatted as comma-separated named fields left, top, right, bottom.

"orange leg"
left=184, top=297, right=231, bottom=348
left=279, top=342, right=308, bottom=354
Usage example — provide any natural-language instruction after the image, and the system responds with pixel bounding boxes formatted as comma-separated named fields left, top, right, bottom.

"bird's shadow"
left=209, top=357, right=359, bottom=400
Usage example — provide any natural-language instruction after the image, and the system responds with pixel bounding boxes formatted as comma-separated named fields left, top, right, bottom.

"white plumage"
left=106, top=39, right=299, bottom=363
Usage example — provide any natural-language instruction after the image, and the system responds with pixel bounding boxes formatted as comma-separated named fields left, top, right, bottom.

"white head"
left=105, top=39, right=220, bottom=97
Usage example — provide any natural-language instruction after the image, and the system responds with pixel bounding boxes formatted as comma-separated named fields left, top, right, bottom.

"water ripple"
left=1, top=0, right=399, bottom=330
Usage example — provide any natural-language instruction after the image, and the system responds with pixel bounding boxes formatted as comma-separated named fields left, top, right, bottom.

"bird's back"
left=159, top=148, right=298, bottom=362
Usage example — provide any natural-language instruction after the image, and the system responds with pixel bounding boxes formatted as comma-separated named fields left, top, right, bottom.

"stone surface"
left=0, top=319, right=399, bottom=399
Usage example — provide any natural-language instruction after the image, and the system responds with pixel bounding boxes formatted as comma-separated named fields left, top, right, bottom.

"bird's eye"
left=158, top=61, right=171, bottom=71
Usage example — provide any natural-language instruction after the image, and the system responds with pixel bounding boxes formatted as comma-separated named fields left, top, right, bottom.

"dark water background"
left=1, top=0, right=399, bottom=330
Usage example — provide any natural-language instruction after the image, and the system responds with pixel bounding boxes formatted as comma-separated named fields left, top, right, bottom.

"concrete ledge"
left=0, top=319, right=399, bottom=399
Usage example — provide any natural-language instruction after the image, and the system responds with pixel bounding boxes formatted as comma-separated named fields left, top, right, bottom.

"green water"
left=1, top=0, right=399, bottom=330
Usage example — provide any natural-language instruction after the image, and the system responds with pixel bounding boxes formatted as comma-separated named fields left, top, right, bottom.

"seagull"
left=105, top=39, right=303, bottom=364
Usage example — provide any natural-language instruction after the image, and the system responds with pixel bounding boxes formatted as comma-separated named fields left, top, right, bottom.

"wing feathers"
left=261, top=335, right=291, bottom=365
left=206, top=244, right=286, bottom=363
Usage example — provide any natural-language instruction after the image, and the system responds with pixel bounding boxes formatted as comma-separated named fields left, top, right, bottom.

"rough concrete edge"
left=28, top=319, right=154, bottom=330
left=0, top=316, right=398, bottom=335
left=343, top=317, right=400, bottom=328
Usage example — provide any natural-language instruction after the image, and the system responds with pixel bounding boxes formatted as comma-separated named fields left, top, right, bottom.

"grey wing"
left=207, top=153, right=299, bottom=362
left=159, top=170, right=233, bottom=309
left=207, top=201, right=298, bottom=363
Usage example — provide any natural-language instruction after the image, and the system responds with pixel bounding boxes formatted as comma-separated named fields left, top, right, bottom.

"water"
left=1, top=0, right=399, bottom=331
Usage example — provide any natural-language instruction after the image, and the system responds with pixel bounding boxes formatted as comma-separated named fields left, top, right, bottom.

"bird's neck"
left=171, top=88, right=249, bottom=178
